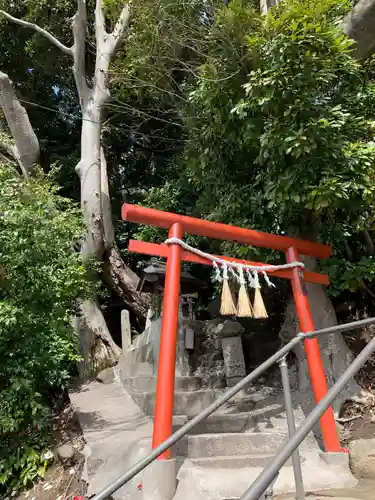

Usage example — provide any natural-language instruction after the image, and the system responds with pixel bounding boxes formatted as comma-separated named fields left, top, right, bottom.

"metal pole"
left=91, top=316, right=375, bottom=500
left=264, top=473, right=279, bottom=500
left=239, top=333, right=375, bottom=500
left=286, top=246, right=341, bottom=453
left=278, top=357, right=305, bottom=500
left=152, top=222, right=183, bottom=458
left=302, top=316, right=375, bottom=338
left=91, top=336, right=303, bottom=500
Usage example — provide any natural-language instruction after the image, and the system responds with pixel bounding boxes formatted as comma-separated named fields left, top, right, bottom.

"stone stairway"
left=117, top=360, right=357, bottom=500
left=124, top=374, right=215, bottom=417
left=70, top=342, right=358, bottom=500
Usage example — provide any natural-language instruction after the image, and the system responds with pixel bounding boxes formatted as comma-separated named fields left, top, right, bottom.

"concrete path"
left=277, top=479, right=374, bottom=499
left=313, top=480, right=374, bottom=499
left=69, top=378, right=153, bottom=499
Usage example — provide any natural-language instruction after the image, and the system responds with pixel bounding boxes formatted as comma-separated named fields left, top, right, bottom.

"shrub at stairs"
left=0, top=167, right=91, bottom=493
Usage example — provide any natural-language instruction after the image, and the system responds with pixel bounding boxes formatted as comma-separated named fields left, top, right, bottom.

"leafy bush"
left=0, top=166, right=90, bottom=493
left=133, top=0, right=375, bottom=299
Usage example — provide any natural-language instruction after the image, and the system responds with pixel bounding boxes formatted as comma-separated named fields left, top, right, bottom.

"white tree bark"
left=0, top=10, right=72, bottom=55
left=0, top=71, right=40, bottom=177
left=0, top=1, right=146, bottom=375
left=0, top=123, right=20, bottom=166
left=70, top=0, right=130, bottom=263
left=343, top=0, right=375, bottom=60
left=259, top=0, right=281, bottom=15
left=71, top=0, right=145, bottom=321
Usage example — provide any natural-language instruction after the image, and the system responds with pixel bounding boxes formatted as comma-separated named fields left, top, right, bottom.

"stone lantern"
left=137, top=258, right=206, bottom=322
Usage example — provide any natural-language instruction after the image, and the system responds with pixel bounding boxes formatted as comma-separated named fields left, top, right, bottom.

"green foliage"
left=0, top=0, right=83, bottom=201
left=128, top=0, right=375, bottom=298
left=0, top=166, right=90, bottom=493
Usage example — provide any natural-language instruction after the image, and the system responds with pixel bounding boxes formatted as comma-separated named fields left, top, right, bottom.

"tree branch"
left=0, top=10, right=73, bottom=55
left=364, top=229, right=375, bottom=255
left=259, top=0, right=280, bottom=15
left=92, top=3, right=130, bottom=108
left=0, top=121, right=19, bottom=162
left=0, top=71, right=40, bottom=178
left=107, top=4, right=130, bottom=58
left=72, top=0, right=90, bottom=106
left=0, top=139, right=26, bottom=175
left=95, top=0, right=107, bottom=42
left=0, top=138, right=19, bottom=161
left=92, top=3, right=129, bottom=107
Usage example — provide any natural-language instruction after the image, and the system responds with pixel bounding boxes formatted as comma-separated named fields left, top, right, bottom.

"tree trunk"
left=280, top=257, right=371, bottom=416
left=77, top=110, right=104, bottom=261
left=343, top=0, right=375, bottom=60
left=99, top=146, right=148, bottom=321
left=76, top=298, right=122, bottom=377
left=0, top=71, right=40, bottom=176
left=0, top=2, right=139, bottom=379
left=74, top=110, right=114, bottom=375
left=102, top=244, right=148, bottom=321
left=76, top=112, right=147, bottom=374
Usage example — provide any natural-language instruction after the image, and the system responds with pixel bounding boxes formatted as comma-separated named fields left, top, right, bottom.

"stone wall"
left=119, top=317, right=247, bottom=388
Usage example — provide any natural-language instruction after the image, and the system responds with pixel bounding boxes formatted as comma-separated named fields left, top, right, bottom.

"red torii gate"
left=122, top=203, right=341, bottom=458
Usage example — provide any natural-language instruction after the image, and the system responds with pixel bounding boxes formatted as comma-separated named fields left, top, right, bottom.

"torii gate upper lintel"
left=122, top=203, right=341, bottom=458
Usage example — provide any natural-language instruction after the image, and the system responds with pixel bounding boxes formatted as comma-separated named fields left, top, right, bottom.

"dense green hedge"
left=0, top=167, right=90, bottom=493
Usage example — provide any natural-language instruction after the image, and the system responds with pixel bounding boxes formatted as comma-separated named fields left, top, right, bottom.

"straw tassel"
left=252, top=271, right=268, bottom=319
left=220, top=264, right=237, bottom=316
left=237, top=267, right=253, bottom=318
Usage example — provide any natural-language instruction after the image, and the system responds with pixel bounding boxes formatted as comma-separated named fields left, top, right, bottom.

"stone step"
left=172, top=404, right=312, bottom=436
left=173, top=412, right=254, bottom=435
left=124, top=375, right=202, bottom=393
left=119, top=361, right=154, bottom=378
left=132, top=389, right=216, bottom=417
left=174, top=452, right=357, bottom=500
left=220, top=390, right=281, bottom=414
left=186, top=454, right=297, bottom=468
left=175, top=432, right=289, bottom=458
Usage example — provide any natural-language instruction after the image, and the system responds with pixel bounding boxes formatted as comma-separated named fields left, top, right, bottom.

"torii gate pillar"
left=122, top=204, right=341, bottom=458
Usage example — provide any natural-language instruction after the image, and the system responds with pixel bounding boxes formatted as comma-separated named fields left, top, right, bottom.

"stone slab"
left=174, top=451, right=357, bottom=500
left=121, top=309, right=132, bottom=353
left=142, top=458, right=177, bottom=500
left=300, top=480, right=374, bottom=500
left=124, top=375, right=202, bottom=393
left=349, top=438, right=375, bottom=479
left=132, top=389, right=216, bottom=417
left=221, top=336, right=246, bottom=381
left=69, top=380, right=153, bottom=497
left=175, top=432, right=292, bottom=458
left=187, top=454, right=296, bottom=468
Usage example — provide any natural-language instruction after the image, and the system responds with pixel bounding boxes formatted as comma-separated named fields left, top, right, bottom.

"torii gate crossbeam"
left=122, top=203, right=341, bottom=458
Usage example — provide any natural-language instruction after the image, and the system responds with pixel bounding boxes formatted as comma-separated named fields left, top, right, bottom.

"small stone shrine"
left=130, top=259, right=247, bottom=388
